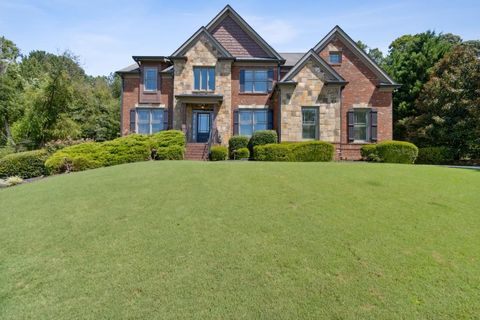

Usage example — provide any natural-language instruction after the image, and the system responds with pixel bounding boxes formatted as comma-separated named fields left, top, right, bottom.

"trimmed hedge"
left=416, top=147, right=454, bottom=165
left=248, top=130, right=278, bottom=154
left=254, top=141, right=335, bottom=162
left=360, top=144, right=381, bottom=162
left=210, top=146, right=228, bottom=161
left=46, top=131, right=186, bottom=173
left=233, top=147, right=250, bottom=160
left=154, top=145, right=184, bottom=160
left=228, top=136, right=249, bottom=159
left=0, top=149, right=49, bottom=179
left=0, top=146, right=15, bottom=159
left=375, top=140, right=418, bottom=164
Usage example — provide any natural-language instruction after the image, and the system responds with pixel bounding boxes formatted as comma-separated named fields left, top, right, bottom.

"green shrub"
left=360, top=144, right=381, bottom=162
left=45, top=131, right=186, bottom=174
left=0, top=146, right=15, bottom=159
left=248, top=130, right=278, bottom=154
left=254, top=141, right=335, bottom=162
left=416, top=147, right=454, bottom=165
left=150, top=130, right=186, bottom=149
left=0, top=149, right=49, bottom=179
left=290, top=141, right=335, bottom=161
left=228, top=136, right=249, bottom=159
left=155, top=146, right=184, bottom=160
left=44, top=138, right=93, bottom=154
left=375, top=140, right=419, bottom=164
left=254, top=144, right=292, bottom=161
left=233, top=147, right=250, bottom=160
left=210, top=146, right=228, bottom=161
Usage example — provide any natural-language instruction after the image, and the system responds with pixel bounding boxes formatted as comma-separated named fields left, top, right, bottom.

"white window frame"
left=136, top=108, right=164, bottom=134
left=301, top=107, right=319, bottom=140
left=144, top=67, right=158, bottom=92
left=353, top=109, right=370, bottom=142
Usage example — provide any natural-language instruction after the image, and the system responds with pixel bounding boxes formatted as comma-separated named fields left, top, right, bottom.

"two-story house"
left=116, top=5, right=399, bottom=160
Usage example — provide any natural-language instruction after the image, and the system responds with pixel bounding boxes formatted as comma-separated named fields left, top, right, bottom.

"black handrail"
left=204, top=127, right=218, bottom=160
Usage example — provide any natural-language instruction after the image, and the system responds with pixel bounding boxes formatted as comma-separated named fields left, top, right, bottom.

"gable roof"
left=280, top=49, right=346, bottom=85
left=280, top=53, right=304, bottom=66
left=116, top=63, right=139, bottom=75
left=206, top=5, right=284, bottom=61
left=170, top=26, right=233, bottom=58
left=313, top=25, right=399, bottom=86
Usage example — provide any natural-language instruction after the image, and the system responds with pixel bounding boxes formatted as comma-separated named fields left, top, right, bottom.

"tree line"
left=1, top=32, right=479, bottom=160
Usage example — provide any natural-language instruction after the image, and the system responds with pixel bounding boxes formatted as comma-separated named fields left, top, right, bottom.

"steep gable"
left=171, top=27, right=232, bottom=58
left=313, top=26, right=398, bottom=87
left=206, top=5, right=283, bottom=60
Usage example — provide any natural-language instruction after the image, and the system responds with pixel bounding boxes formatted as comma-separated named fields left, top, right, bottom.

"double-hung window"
left=238, top=109, right=269, bottom=136
left=137, top=108, right=164, bottom=134
left=302, top=107, right=318, bottom=139
left=144, top=68, right=157, bottom=91
left=240, top=69, right=273, bottom=93
left=353, top=109, right=369, bottom=141
left=194, top=67, right=215, bottom=91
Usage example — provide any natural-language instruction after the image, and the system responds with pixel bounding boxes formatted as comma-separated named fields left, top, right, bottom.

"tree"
left=0, top=36, right=22, bottom=147
left=383, top=31, right=461, bottom=139
left=356, top=40, right=385, bottom=66
left=409, top=45, right=480, bottom=159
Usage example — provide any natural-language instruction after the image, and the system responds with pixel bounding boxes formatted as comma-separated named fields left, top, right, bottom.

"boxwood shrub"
left=233, top=147, right=250, bottom=160
left=416, top=147, right=454, bottom=165
left=210, top=146, right=228, bottom=161
left=248, top=130, right=278, bottom=154
left=228, top=136, right=249, bottom=159
left=0, top=149, right=49, bottom=179
left=45, top=131, right=186, bottom=173
left=254, top=141, right=335, bottom=162
left=375, top=140, right=418, bottom=164
left=360, top=144, right=381, bottom=162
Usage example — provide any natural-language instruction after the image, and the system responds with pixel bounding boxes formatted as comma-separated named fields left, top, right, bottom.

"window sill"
left=143, top=90, right=158, bottom=94
left=192, top=90, right=215, bottom=93
left=239, top=92, right=270, bottom=95
left=329, top=63, right=342, bottom=66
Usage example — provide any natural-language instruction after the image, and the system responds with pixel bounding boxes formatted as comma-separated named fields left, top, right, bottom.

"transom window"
left=194, top=67, right=215, bottom=91
left=353, top=109, right=369, bottom=141
left=137, top=108, right=164, bottom=134
left=239, top=110, right=268, bottom=136
left=329, top=52, right=342, bottom=64
left=144, top=68, right=158, bottom=91
left=302, top=107, right=318, bottom=139
left=240, top=69, right=273, bottom=93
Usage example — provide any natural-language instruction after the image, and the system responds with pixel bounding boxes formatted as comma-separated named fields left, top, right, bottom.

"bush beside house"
left=210, top=146, right=228, bottom=161
left=228, top=136, right=249, bottom=159
left=233, top=148, right=250, bottom=160
left=254, top=141, right=335, bottom=162
left=247, top=130, right=278, bottom=155
left=361, top=141, right=418, bottom=164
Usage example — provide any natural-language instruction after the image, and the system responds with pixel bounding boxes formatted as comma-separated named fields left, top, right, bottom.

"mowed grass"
left=1, top=161, right=479, bottom=319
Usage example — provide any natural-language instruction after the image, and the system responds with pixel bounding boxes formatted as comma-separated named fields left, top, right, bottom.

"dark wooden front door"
left=196, top=112, right=211, bottom=143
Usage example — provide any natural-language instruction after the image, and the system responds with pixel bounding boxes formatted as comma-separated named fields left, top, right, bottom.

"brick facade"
left=118, top=6, right=396, bottom=159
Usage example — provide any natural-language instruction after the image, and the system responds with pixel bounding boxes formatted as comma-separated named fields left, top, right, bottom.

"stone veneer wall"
left=280, top=59, right=341, bottom=142
left=173, top=35, right=232, bottom=144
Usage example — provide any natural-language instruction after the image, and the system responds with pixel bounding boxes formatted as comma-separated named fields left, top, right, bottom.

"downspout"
left=119, top=75, right=124, bottom=136
left=339, top=85, right=343, bottom=160
left=277, top=64, right=282, bottom=142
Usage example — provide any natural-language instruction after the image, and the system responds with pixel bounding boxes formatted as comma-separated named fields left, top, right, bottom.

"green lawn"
left=1, top=161, right=479, bottom=319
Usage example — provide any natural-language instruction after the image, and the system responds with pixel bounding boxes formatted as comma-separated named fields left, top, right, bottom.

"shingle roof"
left=280, top=52, right=305, bottom=66
left=116, top=63, right=139, bottom=74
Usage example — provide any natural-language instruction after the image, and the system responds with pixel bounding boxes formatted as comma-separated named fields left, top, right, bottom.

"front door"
left=196, top=112, right=211, bottom=143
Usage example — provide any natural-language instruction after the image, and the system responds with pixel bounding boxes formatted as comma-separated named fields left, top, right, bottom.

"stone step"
left=185, top=143, right=208, bottom=161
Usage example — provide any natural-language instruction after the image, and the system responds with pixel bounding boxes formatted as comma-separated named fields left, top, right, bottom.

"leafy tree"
left=409, top=45, right=480, bottom=159
left=356, top=40, right=385, bottom=66
left=383, top=31, right=461, bottom=139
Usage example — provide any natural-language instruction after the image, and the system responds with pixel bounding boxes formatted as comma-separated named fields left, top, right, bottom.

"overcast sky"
left=1, top=0, right=478, bottom=76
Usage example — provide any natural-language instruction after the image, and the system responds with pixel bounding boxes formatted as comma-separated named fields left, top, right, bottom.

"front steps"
left=185, top=143, right=208, bottom=161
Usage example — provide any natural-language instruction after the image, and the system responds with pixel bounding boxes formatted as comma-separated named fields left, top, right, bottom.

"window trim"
left=329, top=51, right=342, bottom=64
left=352, top=108, right=370, bottom=143
left=136, top=107, right=164, bottom=134
left=143, top=67, right=158, bottom=92
left=240, top=69, right=273, bottom=94
left=301, top=107, right=319, bottom=140
left=193, top=66, right=215, bottom=92
left=238, top=109, right=269, bottom=137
